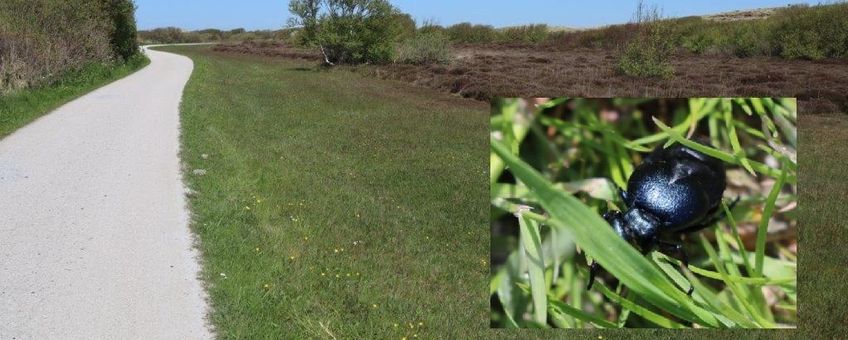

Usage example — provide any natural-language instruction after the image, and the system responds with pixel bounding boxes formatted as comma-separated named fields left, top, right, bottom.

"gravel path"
left=0, top=48, right=212, bottom=339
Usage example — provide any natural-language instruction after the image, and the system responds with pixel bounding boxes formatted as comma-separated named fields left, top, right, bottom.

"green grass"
left=490, top=98, right=797, bottom=328
left=0, top=54, right=149, bottom=139
left=153, top=45, right=489, bottom=339
left=798, top=113, right=848, bottom=339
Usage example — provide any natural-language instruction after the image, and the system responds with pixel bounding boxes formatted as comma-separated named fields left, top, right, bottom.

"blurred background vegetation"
left=137, top=27, right=299, bottom=45
left=490, top=98, right=797, bottom=328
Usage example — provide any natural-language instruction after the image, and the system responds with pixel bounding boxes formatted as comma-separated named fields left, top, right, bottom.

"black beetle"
left=587, top=138, right=737, bottom=295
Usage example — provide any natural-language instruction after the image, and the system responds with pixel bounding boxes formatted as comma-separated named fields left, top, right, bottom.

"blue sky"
left=136, top=0, right=819, bottom=31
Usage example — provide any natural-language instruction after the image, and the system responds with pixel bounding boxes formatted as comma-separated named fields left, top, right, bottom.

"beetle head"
left=617, top=208, right=660, bottom=254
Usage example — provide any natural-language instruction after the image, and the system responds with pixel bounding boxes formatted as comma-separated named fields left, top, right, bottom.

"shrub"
left=394, top=31, right=451, bottom=65
left=769, top=3, right=848, bottom=60
left=775, top=30, right=825, bottom=60
left=617, top=38, right=674, bottom=78
left=616, top=2, right=674, bottom=78
left=418, top=23, right=447, bottom=36
left=445, top=22, right=497, bottom=44
left=0, top=0, right=131, bottom=92
left=680, top=32, right=710, bottom=54
left=498, top=24, right=549, bottom=44
left=138, top=27, right=185, bottom=44
left=679, top=24, right=729, bottom=55
left=391, top=12, right=417, bottom=42
left=549, top=23, right=638, bottom=49
left=730, top=21, right=771, bottom=57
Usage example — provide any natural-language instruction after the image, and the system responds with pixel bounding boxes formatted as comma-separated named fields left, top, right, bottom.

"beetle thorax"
left=623, top=208, right=660, bottom=253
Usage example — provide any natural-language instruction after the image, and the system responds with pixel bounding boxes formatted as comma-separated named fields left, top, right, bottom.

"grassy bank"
left=0, top=55, right=149, bottom=139
left=154, top=45, right=489, bottom=338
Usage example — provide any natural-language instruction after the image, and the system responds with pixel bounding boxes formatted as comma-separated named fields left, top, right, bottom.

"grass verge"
left=797, top=113, right=848, bottom=338
left=0, top=54, right=149, bottom=139
left=153, top=45, right=489, bottom=338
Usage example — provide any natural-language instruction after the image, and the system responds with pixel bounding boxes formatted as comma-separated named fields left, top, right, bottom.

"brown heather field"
left=214, top=41, right=848, bottom=114
left=370, top=44, right=848, bottom=113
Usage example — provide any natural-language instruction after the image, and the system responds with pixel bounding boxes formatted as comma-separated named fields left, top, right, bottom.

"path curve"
left=0, top=48, right=212, bottom=339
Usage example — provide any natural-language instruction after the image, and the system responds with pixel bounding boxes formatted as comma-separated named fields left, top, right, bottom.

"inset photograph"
left=490, top=98, right=797, bottom=328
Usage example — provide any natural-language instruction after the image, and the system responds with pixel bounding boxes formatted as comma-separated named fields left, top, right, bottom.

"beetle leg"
left=728, top=195, right=741, bottom=210
left=658, top=241, right=694, bottom=295
left=707, top=195, right=741, bottom=223
left=658, top=241, right=690, bottom=268
left=586, top=260, right=600, bottom=290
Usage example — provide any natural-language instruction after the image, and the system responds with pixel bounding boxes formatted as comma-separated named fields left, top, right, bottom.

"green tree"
left=102, top=0, right=139, bottom=60
left=288, top=0, right=409, bottom=65
left=288, top=0, right=320, bottom=45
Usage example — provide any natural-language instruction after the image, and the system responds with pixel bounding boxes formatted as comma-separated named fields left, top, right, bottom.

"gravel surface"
left=0, top=48, right=212, bottom=339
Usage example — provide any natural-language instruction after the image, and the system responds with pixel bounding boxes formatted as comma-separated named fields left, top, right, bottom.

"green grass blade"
left=538, top=116, right=652, bottom=152
left=568, top=263, right=584, bottom=328
left=602, top=136, right=627, bottom=189
left=613, top=138, right=634, bottom=179
left=490, top=269, right=505, bottom=295
left=723, top=99, right=756, bottom=175
left=519, top=213, right=548, bottom=325
left=708, top=113, right=720, bottom=148
left=775, top=304, right=796, bottom=312
left=492, top=137, right=721, bottom=327
left=490, top=98, right=531, bottom=185
left=733, top=98, right=753, bottom=115
left=699, top=235, right=775, bottom=328
left=617, top=303, right=632, bottom=328
left=690, top=265, right=793, bottom=285
left=682, top=269, right=758, bottom=328
left=653, top=117, right=736, bottom=162
left=650, top=254, right=741, bottom=328
left=492, top=178, right=617, bottom=202
left=491, top=183, right=530, bottom=200
left=593, top=282, right=685, bottom=328
left=755, top=164, right=788, bottom=277
left=661, top=260, right=794, bottom=285
left=652, top=117, right=795, bottom=183
left=722, top=202, right=754, bottom=276
left=548, top=297, right=617, bottom=328
left=714, top=224, right=775, bottom=324
left=496, top=255, right=527, bottom=328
